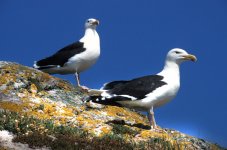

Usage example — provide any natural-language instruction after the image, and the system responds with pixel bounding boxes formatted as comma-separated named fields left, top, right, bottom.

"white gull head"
left=85, top=18, right=99, bottom=30
left=165, top=48, right=197, bottom=65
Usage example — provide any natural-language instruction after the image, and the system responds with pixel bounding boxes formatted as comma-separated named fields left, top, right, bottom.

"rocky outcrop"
left=0, top=61, right=225, bottom=150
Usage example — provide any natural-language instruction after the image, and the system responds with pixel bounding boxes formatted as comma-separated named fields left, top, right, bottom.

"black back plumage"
left=87, top=75, right=167, bottom=107
left=102, top=81, right=129, bottom=90
left=36, top=41, right=85, bottom=67
left=105, top=75, right=167, bottom=99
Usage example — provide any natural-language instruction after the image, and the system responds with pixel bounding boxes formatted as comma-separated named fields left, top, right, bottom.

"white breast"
left=66, top=29, right=100, bottom=73
left=141, top=65, right=181, bottom=109
left=143, top=81, right=180, bottom=109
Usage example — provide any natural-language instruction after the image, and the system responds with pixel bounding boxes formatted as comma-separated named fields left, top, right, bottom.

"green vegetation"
left=0, top=110, right=191, bottom=150
left=111, top=123, right=139, bottom=136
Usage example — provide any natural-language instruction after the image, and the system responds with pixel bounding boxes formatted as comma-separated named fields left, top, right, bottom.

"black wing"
left=102, top=81, right=129, bottom=90
left=88, top=95, right=128, bottom=107
left=36, top=41, right=85, bottom=67
left=108, top=75, right=167, bottom=99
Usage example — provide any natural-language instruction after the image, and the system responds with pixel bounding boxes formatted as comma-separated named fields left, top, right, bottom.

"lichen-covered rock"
left=0, top=61, right=225, bottom=150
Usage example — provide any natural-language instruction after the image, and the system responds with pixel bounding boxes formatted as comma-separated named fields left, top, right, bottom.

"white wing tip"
left=33, top=61, right=39, bottom=69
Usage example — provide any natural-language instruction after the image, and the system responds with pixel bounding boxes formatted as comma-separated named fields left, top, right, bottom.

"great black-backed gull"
left=86, top=48, right=197, bottom=129
left=34, top=18, right=100, bottom=88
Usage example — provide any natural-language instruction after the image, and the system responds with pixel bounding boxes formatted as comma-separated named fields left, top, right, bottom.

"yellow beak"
left=183, top=54, right=197, bottom=62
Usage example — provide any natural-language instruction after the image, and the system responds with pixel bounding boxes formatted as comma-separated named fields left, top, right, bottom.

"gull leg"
left=74, top=72, right=89, bottom=91
left=75, top=72, right=81, bottom=87
left=147, top=106, right=157, bottom=129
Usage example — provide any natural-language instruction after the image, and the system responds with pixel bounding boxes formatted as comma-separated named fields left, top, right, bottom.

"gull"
left=34, top=18, right=100, bottom=88
left=86, top=48, right=197, bottom=129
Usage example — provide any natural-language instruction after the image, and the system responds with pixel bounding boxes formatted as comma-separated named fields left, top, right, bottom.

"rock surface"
left=0, top=61, right=225, bottom=150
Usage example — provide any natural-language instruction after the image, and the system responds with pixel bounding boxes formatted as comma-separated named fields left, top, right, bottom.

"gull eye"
left=175, top=51, right=181, bottom=54
left=87, top=20, right=90, bottom=23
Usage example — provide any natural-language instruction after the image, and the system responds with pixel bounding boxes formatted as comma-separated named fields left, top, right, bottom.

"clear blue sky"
left=0, top=0, right=227, bottom=147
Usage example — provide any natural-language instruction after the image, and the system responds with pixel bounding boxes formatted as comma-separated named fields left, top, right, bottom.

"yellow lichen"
left=0, top=102, right=23, bottom=112
left=0, top=92, right=83, bottom=126
left=76, top=116, right=84, bottom=121
left=139, top=130, right=172, bottom=140
left=104, top=106, right=147, bottom=125
left=100, top=126, right=111, bottom=134
left=30, top=84, right=38, bottom=96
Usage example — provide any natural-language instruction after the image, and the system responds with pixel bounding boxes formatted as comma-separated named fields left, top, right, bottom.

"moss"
left=0, top=111, right=133, bottom=150
left=91, top=134, right=135, bottom=150
left=36, top=104, right=44, bottom=111
left=0, top=111, right=86, bottom=149
left=0, top=102, right=225, bottom=150
left=28, top=78, right=43, bottom=93
left=111, top=124, right=139, bottom=136
left=13, top=132, right=53, bottom=148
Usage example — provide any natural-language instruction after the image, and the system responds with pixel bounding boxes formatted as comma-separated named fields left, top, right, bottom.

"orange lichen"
left=137, top=130, right=199, bottom=149
left=76, top=116, right=84, bottom=121
left=104, top=106, right=147, bottom=125
left=76, top=113, right=101, bottom=127
left=100, top=126, right=111, bottom=134
left=0, top=94, right=82, bottom=126
left=139, top=130, right=176, bottom=140
left=30, top=84, right=38, bottom=95
left=0, top=102, right=23, bottom=112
